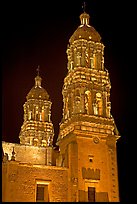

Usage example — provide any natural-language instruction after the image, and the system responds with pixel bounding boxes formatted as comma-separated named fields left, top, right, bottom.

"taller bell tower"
left=57, top=11, right=120, bottom=202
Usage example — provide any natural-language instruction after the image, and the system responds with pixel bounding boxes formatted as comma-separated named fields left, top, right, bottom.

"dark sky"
left=2, top=0, right=133, bottom=202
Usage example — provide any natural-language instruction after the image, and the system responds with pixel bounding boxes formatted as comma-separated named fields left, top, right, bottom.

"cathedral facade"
left=2, top=11, right=120, bottom=202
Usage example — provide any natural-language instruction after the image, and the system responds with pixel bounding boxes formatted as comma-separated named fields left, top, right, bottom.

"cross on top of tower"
left=82, top=1, right=86, bottom=13
left=36, top=65, right=40, bottom=76
left=35, top=65, right=42, bottom=87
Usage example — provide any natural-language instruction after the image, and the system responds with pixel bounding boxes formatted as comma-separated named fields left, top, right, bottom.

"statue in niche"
left=106, top=102, right=111, bottom=118
left=75, top=90, right=81, bottom=113
left=85, top=95, right=88, bottom=113
left=85, top=91, right=90, bottom=114
left=75, top=96, right=80, bottom=112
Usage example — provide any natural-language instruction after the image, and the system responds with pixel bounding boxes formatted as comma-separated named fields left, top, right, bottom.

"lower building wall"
left=2, top=141, right=47, bottom=165
left=2, top=161, right=68, bottom=202
left=78, top=187, right=109, bottom=202
left=2, top=162, right=7, bottom=201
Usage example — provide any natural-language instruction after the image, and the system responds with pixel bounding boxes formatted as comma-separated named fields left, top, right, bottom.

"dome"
left=69, top=12, right=101, bottom=43
left=26, top=75, right=50, bottom=101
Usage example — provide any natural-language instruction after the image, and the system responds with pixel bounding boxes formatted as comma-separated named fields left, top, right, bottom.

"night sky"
left=2, top=0, right=133, bottom=202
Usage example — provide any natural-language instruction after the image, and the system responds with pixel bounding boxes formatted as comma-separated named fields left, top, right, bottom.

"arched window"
left=75, top=89, right=81, bottom=113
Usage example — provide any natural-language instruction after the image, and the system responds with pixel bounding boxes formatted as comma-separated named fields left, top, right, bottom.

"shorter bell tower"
left=19, top=70, right=54, bottom=147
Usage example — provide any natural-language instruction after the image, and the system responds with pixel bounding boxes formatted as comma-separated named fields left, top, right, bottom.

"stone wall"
left=2, top=160, right=68, bottom=202
left=2, top=141, right=47, bottom=165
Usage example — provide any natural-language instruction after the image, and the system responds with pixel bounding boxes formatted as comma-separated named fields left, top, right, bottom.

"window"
left=36, top=180, right=50, bottom=202
left=88, top=187, right=95, bottom=202
left=36, top=184, right=49, bottom=202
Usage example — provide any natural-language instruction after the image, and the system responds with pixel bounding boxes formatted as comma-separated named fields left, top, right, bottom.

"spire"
left=35, top=65, right=42, bottom=87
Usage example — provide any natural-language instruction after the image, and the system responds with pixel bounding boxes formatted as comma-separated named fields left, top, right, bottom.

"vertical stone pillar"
left=46, top=146, right=52, bottom=166
left=106, top=136, right=120, bottom=202
left=67, top=140, right=78, bottom=202
left=81, top=47, right=86, bottom=67
left=81, top=88, right=85, bottom=113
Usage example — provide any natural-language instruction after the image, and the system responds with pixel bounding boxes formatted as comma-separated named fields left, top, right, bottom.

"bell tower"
left=19, top=69, right=54, bottom=147
left=57, top=11, right=120, bottom=202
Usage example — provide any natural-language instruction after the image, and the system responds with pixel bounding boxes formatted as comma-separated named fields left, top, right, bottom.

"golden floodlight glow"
left=2, top=8, right=120, bottom=203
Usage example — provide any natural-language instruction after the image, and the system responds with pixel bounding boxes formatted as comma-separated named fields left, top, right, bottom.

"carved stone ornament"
left=82, top=167, right=100, bottom=180
left=93, top=137, right=99, bottom=144
left=72, top=177, right=78, bottom=185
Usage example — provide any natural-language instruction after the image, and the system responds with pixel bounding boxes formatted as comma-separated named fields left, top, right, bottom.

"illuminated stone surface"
left=19, top=74, right=54, bottom=147
left=2, top=11, right=120, bottom=202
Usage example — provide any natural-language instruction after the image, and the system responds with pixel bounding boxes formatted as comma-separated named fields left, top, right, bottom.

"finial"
left=35, top=65, right=42, bottom=87
left=36, top=65, right=40, bottom=76
left=82, top=1, right=86, bottom=13
left=11, top=147, right=15, bottom=161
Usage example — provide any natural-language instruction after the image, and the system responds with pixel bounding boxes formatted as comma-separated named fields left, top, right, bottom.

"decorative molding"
left=82, top=167, right=100, bottom=180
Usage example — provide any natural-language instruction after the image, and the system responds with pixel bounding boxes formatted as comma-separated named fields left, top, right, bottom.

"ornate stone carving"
left=93, top=137, right=99, bottom=144
left=11, top=147, right=16, bottom=161
left=82, top=167, right=100, bottom=180
left=72, top=177, right=78, bottom=186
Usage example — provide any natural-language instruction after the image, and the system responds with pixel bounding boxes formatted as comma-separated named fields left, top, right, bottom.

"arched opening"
left=94, top=92, right=103, bottom=116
